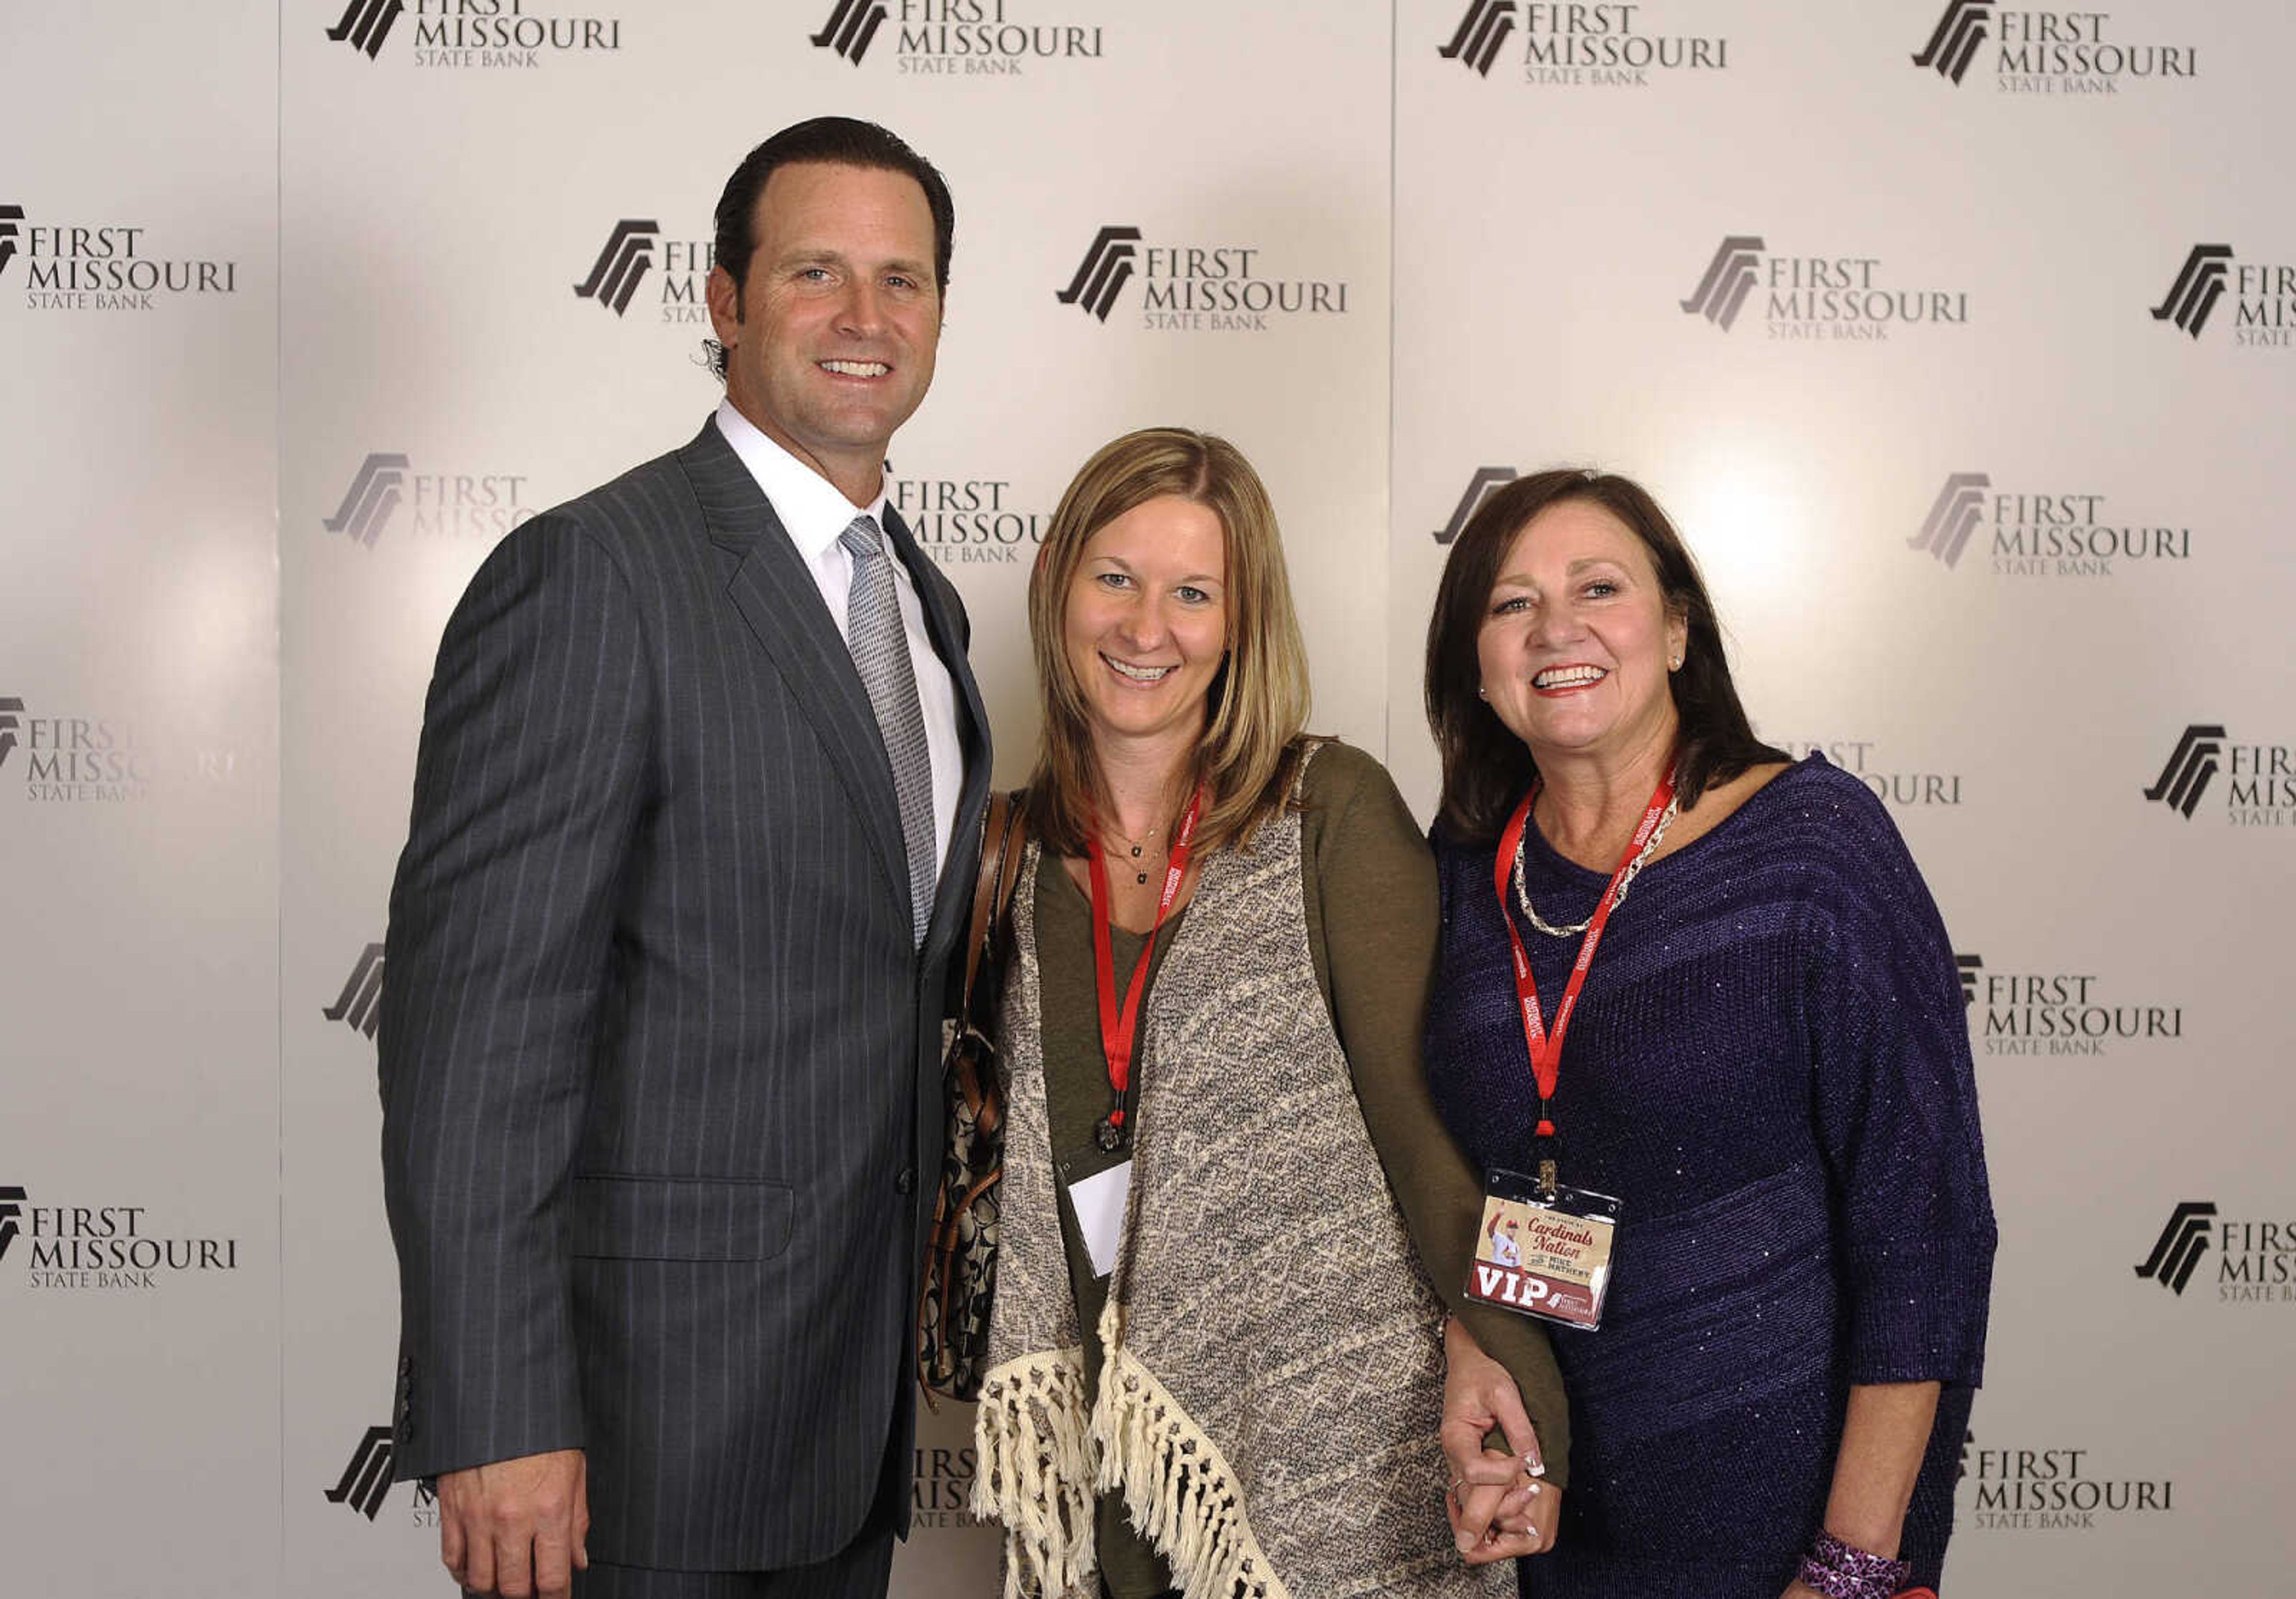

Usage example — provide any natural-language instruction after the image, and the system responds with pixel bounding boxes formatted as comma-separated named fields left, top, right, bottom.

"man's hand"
left=1441, top=1317, right=1559, bottom=1561
left=436, top=1449, right=588, bottom=1598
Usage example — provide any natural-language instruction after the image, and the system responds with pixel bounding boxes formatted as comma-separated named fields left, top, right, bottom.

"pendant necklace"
left=1103, top=816, right=1162, bottom=886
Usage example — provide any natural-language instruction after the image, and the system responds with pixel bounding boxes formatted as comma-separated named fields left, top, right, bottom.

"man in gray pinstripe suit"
left=380, top=119, right=989, bottom=1599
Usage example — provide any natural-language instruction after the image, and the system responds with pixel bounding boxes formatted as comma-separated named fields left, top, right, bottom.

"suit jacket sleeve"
left=379, top=515, right=655, bottom=1478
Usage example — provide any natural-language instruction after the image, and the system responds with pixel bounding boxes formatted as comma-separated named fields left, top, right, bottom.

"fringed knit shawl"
left=973, top=761, right=1512, bottom=1599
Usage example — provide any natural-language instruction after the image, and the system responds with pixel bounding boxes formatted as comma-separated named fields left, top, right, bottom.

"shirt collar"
left=713, top=398, right=889, bottom=563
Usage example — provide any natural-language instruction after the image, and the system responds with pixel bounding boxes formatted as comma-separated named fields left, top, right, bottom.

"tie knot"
left=839, top=514, right=886, bottom=562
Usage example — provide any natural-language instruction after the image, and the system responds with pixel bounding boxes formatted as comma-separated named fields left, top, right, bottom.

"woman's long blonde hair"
left=1024, top=428, right=1311, bottom=857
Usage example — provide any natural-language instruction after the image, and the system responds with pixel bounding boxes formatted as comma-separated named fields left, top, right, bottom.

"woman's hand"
left=1442, top=1316, right=1561, bottom=1561
left=1451, top=1474, right=1562, bottom=1565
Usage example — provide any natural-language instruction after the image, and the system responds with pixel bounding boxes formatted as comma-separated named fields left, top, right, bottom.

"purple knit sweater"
left=1425, top=756, right=1996, bottom=1598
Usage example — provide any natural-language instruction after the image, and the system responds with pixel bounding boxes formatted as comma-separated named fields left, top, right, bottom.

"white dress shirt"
left=715, top=400, right=963, bottom=878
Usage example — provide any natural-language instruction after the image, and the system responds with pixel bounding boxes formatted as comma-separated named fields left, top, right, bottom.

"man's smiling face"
left=707, top=161, right=942, bottom=502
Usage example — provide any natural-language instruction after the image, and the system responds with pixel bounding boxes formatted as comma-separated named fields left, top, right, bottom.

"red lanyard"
left=1492, top=768, right=1676, bottom=1139
left=1085, top=786, right=1205, bottom=1136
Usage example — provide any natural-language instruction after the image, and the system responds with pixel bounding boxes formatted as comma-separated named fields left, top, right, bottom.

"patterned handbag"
left=916, top=789, right=1027, bottom=1404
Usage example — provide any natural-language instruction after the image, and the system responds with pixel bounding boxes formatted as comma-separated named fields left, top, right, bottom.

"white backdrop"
left=3, top=2, right=2291, bottom=1594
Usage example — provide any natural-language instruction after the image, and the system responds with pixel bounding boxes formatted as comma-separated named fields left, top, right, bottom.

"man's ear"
left=705, top=264, right=743, bottom=344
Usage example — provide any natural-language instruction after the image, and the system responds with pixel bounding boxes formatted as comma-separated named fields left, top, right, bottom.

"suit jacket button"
left=895, top=1167, right=916, bottom=1195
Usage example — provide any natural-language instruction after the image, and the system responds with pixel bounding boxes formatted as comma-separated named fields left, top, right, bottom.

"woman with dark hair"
left=971, top=429, right=1569, bottom=1599
left=1421, top=470, right=1995, bottom=1599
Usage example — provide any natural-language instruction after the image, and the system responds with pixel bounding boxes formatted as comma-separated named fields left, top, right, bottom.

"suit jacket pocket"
left=568, top=1173, right=793, bottom=1262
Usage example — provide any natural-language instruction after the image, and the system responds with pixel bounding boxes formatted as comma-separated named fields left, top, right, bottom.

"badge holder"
left=1464, top=1162, right=1623, bottom=1331
left=1060, top=1142, right=1132, bottom=1281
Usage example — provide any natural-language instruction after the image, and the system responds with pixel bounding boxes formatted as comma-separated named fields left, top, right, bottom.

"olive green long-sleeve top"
left=1029, top=741, right=1568, bottom=1597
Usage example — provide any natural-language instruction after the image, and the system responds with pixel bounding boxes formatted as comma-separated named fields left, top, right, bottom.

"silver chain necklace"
left=1512, top=791, right=1681, bottom=938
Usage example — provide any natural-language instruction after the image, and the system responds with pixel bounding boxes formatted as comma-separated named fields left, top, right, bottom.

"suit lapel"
left=678, top=422, right=908, bottom=908
left=883, top=505, right=994, bottom=960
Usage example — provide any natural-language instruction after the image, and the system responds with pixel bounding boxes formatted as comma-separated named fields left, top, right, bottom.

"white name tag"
left=1068, top=1160, right=1132, bottom=1280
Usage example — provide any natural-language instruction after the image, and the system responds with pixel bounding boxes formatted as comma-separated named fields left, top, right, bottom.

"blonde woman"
left=972, top=429, right=1565, bottom=1598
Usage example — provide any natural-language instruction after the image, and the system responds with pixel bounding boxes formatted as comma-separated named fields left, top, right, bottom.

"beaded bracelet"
left=1796, top=1529, right=1912, bottom=1599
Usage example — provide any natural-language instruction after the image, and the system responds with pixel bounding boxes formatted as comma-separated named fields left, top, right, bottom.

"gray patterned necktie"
left=839, top=514, right=938, bottom=945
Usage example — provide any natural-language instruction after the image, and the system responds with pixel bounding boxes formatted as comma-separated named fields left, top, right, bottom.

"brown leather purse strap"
left=958, top=790, right=1027, bottom=1020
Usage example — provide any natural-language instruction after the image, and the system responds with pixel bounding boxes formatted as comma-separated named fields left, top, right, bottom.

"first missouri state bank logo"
left=1960, top=1429, right=2177, bottom=1530
left=1058, top=227, right=1139, bottom=321
left=2142, top=724, right=2296, bottom=825
left=1913, top=0, right=1990, bottom=84
left=573, top=220, right=658, bottom=316
left=0, top=1188, right=241, bottom=1289
left=1912, top=474, right=1989, bottom=568
left=2135, top=1202, right=2215, bottom=1296
left=2149, top=244, right=2295, bottom=348
left=1056, top=225, right=1349, bottom=332
left=324, top=944, right=386, bottom=1039
left=325, top=455, right=408, bottom=546
left=325, top=454, right=532, bottom=545
left=889, top=463, right=1049, bottom=569
left=1681, top=234, right=1968, bottom=341
left=1680, top=236, right=1764, bottom=331
left=1956, top=952, right=2184, bottom=1060
left=2134, top=1204, right=2296, bottom=1305
left=811, top=0, right=887, bottom=62
left=807, top=0, right=1104, bottom=72
left=326, top=1426, right=401, bottom=1519
left=1956, top=954, right=1981, bottom=1009
left=0, top=698, right=151, bottom=801
left=326, top=1425, right=438, bottom=1523
left=5, top=205, right=239, bottom=310
left=1433, top=467, right=1519, bottom=545
left=569, top=219, right=712, bottom=326
left=1909, top=472, right=2191, bottom=579
left=1439, top=1, right=1516, bottom=76
left=1440, top=0, right=1728, bottom=84
left=326, top=0, right=625, bottom=66
left=1782, top=739, right=1963, bottom=809
left=2153, top=245, right=2232, bottom=336
left=1913, top=0, right=2197, bottom=91
left=2143, top=725, right=2225, bottom=818
left=326, top=0, right=403, bottom=56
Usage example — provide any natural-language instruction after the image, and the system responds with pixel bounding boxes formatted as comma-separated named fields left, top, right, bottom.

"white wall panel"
left=2, top=1, right=2288, bottom=1592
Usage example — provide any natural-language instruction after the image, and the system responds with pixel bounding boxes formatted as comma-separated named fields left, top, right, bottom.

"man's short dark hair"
left=704, top=117, right=955, bottom=381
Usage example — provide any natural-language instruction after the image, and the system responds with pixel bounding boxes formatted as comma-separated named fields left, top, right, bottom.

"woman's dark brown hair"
left=1423, top=469, right=1787, bottom=843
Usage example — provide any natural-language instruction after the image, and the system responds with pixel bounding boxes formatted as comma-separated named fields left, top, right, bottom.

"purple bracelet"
left=1796, top=1530, right=1912, bottom=1599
